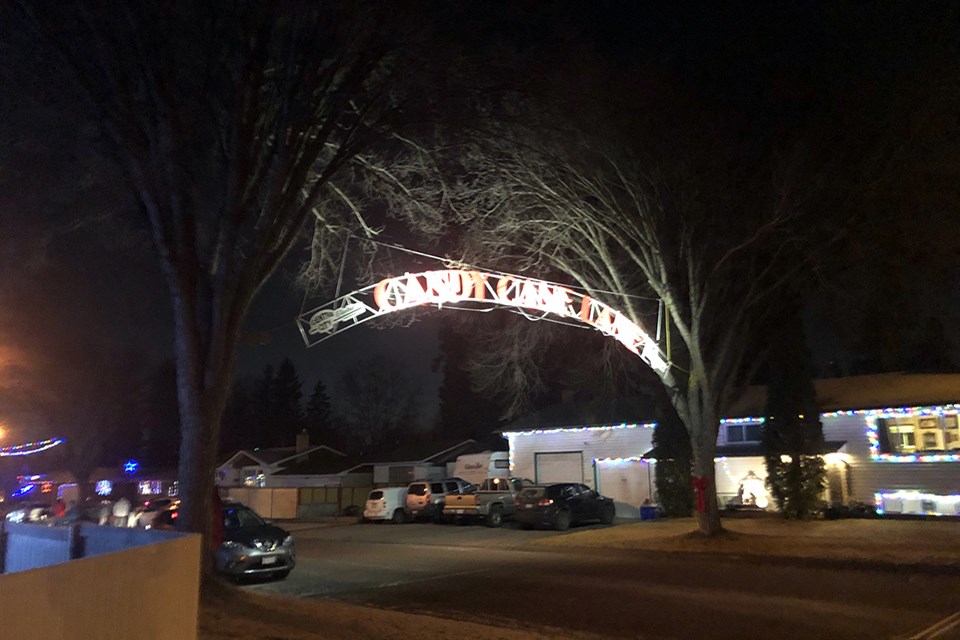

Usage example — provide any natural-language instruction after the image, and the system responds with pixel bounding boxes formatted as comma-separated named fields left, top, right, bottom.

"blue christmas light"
left=124, top=459, right=140, bottom=474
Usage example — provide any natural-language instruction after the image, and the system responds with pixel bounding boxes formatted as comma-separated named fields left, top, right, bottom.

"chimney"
left=296, top=429, right=310, bottom=453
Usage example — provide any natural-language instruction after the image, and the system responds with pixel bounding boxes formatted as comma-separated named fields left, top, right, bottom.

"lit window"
left=138, top=480, right=163, bottom=495
left=885, top=416, right=958, bottom=453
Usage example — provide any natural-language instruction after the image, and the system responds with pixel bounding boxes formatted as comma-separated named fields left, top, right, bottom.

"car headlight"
left=282, top=535, right=294, bottom=547
left=221, top=540, right=248, bottom=552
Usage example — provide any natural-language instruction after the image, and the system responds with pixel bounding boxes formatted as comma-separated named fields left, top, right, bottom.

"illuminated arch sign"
left=297, top=269, right=668, bottom=372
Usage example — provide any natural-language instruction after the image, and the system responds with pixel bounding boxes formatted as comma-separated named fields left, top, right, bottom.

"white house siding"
left=508, top=425, right=655, bottom=486
left=595, top=460, right=655, bottom=517
left=822, top=413, right=960, bottom=508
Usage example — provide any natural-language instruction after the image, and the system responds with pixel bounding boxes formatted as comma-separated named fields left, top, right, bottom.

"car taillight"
left=537, top=498, right=554, bottom=506
left=171, top=511, right=178, bottom=519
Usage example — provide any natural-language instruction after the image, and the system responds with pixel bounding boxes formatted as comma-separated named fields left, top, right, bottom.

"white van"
left=452, top=452, right=510, bottom=486
left=363, top=487, right=408, bottom=524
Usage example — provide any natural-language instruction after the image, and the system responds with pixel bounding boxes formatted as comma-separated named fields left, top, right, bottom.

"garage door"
left=596, top=460, right=652, bottom=516
left=535, top=452, right=584, bottom=483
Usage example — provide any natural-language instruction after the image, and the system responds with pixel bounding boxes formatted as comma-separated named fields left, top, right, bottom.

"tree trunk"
left=684, top=375, right=723, bottom=536
left=170, top=284, right=229, bottom=579
left=691, top=439, right=722, bottom=535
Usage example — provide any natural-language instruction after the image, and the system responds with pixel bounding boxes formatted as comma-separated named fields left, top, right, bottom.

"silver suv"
left=405, top=478, right=475, bottom=522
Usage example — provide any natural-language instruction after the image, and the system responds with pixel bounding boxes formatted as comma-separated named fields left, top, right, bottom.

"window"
left=726, top=423, right=762, bottom=443
left=408, top=483, right=427, bottom=496
left=493, top=459, right=510, bottom=469
left=138, top=480, right=163, bottom=495
left=444, top=481, right=460, bottom=494
left=430, top=483, right=445, bottom=494
left=885, top=416, right=960, bottom=453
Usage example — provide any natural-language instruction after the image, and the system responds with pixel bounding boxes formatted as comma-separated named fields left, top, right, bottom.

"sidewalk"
left=536, top=516, right=960, bottom=570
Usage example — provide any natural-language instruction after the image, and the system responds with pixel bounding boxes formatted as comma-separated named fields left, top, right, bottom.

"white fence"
left=1, top=521, right=186, bottom=574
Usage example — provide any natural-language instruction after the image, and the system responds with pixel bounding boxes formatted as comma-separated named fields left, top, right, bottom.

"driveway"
left=247, top=519, right=960, bottom=639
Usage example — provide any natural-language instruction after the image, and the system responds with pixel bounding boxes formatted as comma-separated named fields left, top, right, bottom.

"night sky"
left=0, top=3, right=957, bottom=447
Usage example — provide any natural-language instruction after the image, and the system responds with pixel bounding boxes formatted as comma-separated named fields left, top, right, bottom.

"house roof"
left=725, top=373, right=960, bottom=417
left=498, top=397, right=660, bottom=433
left=218, top=445, right=342, bottom=469
left=351, top=437, right=489, bottom=465
left=273, top=447, right=357, bottom=476
left=274, top=438, right=494, bottom=476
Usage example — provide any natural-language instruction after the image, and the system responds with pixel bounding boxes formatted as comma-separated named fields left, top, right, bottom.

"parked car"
left=217, top=503, right=295, bottom=581
left=363, top=487, right=409, bottom=524
left=151, top=503, right=295, bottom=581
left=514, top=483, right=616, bottom=531
left=405, top=478, right=475, bottom=522
left=129, top=498, right=180, bottom=529
left=443, top=477, right=533, bottom=527
left=4, top=501, right=53, bottom=525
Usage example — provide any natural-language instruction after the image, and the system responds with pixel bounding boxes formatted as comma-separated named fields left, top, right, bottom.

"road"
left=246, top=520, right=960, bottom=639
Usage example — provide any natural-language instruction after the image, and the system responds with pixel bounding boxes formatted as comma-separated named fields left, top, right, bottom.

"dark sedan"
left=153, top=502, right=295, bottom=581
left=514, top=483, right=616, bottom=531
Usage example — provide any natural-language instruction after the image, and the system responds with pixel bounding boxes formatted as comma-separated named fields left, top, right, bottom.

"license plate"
left=525, top=504, right=534, bottom=509
left=454, top=509, right=464, bottom=514
left=261, top=556, right=277, bottom=565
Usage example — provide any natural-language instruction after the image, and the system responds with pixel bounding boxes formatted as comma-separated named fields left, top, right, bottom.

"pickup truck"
left=442, top=477, right=533, bottom=527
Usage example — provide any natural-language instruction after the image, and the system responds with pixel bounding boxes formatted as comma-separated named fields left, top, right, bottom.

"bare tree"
left=347, top=113, right=822, bottom=535
left=9, top=2, right=437, bottom=568
left=336, top=356, right=422, bottom=449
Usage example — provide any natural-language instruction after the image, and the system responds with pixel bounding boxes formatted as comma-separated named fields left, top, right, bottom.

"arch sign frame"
left=297, top=269, right=668, bottom=373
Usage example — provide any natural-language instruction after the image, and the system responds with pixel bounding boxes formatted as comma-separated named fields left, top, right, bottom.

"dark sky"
left=0, top=3, right=957, bottom=445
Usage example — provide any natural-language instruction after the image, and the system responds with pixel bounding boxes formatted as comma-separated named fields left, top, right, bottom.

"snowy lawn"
left=536, top=516, right=960, bottom=566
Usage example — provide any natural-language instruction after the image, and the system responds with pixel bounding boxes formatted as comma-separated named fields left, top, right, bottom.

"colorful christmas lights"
left=874, top=490, right=960, bottom=516
left=859, top=409, right=960, bottom=463
left=0, top=437, right=65, bottom=457
left=719, top=417, right=765, bottom=425
left=503, top=421, right=657, bottom=437
left=593, top=455, right=651, bottom=464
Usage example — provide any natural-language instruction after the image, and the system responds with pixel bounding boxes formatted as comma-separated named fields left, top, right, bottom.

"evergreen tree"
left=272, top=358, right=304, bottom=447
left=304, top=377, right=335, bottom=446
left=652, top=405, right=694, bottom=517
left=762, top=307, right=826, bottom=518
left=251, top=364, right=276, bottom=448
left=221, top=376, right=257, bottom=453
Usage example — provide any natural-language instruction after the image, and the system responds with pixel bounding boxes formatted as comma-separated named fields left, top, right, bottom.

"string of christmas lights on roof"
left=720, top=417, right=765, bottom=425
left=822, top=404, right=960, bottom=418
left=593, top=455, right=651, bottom=464
left=0, top=437, right=65, bottom=457
left=503, top=422, right=657, bottom=437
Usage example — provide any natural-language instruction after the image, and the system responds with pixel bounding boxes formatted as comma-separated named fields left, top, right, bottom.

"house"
left=219, top=435, right=498, bottom=518
left=503, top=373, right=960, bottom=518
left=216, top=430, right=347, bottom=488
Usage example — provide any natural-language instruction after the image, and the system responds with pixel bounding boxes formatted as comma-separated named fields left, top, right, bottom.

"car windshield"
left=369, top=490, right=384, bottom=500
left=430, top=483, right=444, bottom=494
left=223, top=506, right=265, bottom=529
left=409, top=484, right=427, bottom=496
left=521, top=487, right=546, bottom=499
